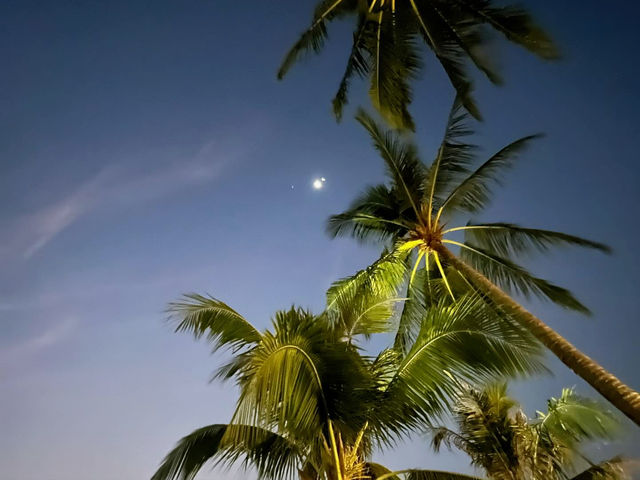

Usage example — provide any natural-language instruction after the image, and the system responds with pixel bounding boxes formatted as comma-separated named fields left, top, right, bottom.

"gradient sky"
left=1, top=1, right=639, bottom=479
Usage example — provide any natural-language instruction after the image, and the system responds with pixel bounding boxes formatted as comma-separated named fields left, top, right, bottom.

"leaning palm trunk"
left=328, top=100, right=640, bottom=425
left=436, top=245, right=640, bottom=425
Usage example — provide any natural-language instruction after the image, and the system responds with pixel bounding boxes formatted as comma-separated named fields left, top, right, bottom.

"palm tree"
left=326, top=98, right=640, bottom=425
left=151, top=285, right=544, bottom=480
left=277, top=0, right=558, bottom=130
left=431, top=383, right=628, bottom=479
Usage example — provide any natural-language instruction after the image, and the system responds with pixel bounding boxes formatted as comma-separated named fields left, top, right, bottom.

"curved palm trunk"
left=435, top=245, right=640, bottom=427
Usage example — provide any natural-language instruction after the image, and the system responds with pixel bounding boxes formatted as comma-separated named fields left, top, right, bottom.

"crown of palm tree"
left=278, top=0, right=559, bottom=129
left=151, top=283, right=543, bottom=480
left=324, top=99, right=640, bottom=426
left=328, top=98, right=608, bottom=313
left=431, top=384, right=628, bottom=480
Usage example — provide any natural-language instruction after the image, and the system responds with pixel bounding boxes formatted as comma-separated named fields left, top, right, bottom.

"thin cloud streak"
left=0, top=316, right=78, bottom=374
left=2, top=139, right=238, bottom=261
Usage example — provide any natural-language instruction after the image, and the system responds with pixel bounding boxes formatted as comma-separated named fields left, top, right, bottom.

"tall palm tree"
left=151, top=285, right=543, bottom=480
left=326, top=98, right=640, bottom=425
left=278, top=0, right=558, bottom=130
left=431, top=383, right=628, bottom=479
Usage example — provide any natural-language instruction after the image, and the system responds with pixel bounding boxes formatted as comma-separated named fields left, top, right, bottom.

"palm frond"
left=382, top=295, right=544, bottom=432
left=430, top=426, right=469, bottom=453
left=455, top=0, right=560, bottom=59
left=537, top=388, right=620, bottom=448
left=457, top=223, right=611, bottom=257
left=326, top=249, right=407, bottom=340
left=367, top=7, right=421, bottom=129
left=439, top=134, right=542, bottom=215
left=168, top=294, right=261, bottom=352
left=451, top=240, right=590, bottom=313
left=366, top=462, right=402, bottom=480
left=425, top=97, right=477, bottom=215
left=355, top=109, right=425, bottom=217
left=326, top=249, right=408, bottom=316
left=326, top=184, right=407, bottom=243
left=151, top=424, right=300, bottom=480
left=409, top=0, right=481, bottom=120
left=422, top=2, right=502, bottom=85
left=231, top=329, right=327, bottom=442
left=345, top=296, right=405, bottom=340
left=277, top=0, right=357, bottom=79
left=395, top=266, right=429, bottom=352
left=395, top=264, right=477, bottom=352
left=570, top=456, right=629, bottom=480
left=333, top=14, right=373, bottom=121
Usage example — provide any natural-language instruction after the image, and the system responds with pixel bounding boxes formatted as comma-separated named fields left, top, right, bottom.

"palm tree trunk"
left=435, top=245, right=640, bottom=427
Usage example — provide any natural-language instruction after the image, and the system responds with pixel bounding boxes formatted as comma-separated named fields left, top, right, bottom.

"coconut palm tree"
left=326, top=98, right=640, bottom=425
left=278, top=0, right=558, bottom=130
left=431, top=383, right=628, bottom=479
left=151, top=284, right=544, bottom=480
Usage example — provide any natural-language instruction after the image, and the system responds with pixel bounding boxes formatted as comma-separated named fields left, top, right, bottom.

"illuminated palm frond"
left=326, top=99, right=640, bottom=426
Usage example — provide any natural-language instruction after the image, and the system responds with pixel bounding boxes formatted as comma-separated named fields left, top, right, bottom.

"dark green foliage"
left=153, top=277, right=543, bottom=479
left=430, top=384, right=627, bottom=480
left=279, top=0, right=559, bottom=129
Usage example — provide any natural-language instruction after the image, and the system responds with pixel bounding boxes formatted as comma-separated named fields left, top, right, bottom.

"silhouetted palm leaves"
left=279, top=0, right=558, bottom=129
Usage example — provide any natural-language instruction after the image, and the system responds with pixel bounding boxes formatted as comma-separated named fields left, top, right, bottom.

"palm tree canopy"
left=278, top=0, right=559, bottom=129
left=431, top=384, right=627, bottom=480
left=325, top=98, right=640, bottom=427
left=153, top=281, right=543, bottom=480
left=327, top=98, right=609, bottom=322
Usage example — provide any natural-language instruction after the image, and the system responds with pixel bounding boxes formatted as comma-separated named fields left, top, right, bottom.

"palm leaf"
left=421, top=1, right=502, bottom=85
left=326, top=249, right=408, bottom=316
left=460, top=223, right=611, bottom=257
left=326, top=184, right=408, bottom=243
left=366, top=462, right=402, bottom=480
left=168, top=294, right=261, bottom=352
left=326, top=249, right=407, bottom=340
left=570, top=456, right=629, bottom=480
left=408, top=0, right=480, bottom=119
left=231, top=310, right=329, bottom=441
left=425, top=97, right=477, bottom=215
left=439, top=134, right=542, bottom=215
left=367, top=7, right=421, bottom=129
left=451, top=240, right=590, bottom=313
left=151, top=424, right=300, bottom=480
left=333, top=13, right=373, bottom=121
left=396, top=265, right=476, bottom=353
left=394, top=266, right=430, bottom=352
left=277, top=0, right=357, bottom=79
left=343, top=296, right=406, bottom=340
left=455, top=0, right=560, bottom=59
left=355, top=109, right=425, bottom=217
left=537, top=388, right=620, bottom=447
left=382, top=295, right=544, bottom=433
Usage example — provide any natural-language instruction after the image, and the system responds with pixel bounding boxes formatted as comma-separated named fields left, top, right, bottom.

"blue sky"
left=1, top=1, right=639, bottom=479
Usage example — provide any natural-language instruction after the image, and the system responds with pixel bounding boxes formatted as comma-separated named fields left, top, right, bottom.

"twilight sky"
left=1, top=1, right=639, bottom=479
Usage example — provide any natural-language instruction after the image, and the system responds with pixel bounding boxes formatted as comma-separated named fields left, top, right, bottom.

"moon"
left=312, top=177, right=326, bottom=190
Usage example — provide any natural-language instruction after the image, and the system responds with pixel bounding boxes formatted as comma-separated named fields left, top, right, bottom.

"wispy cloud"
left=0, top=316, right=78, bottom=373
left=2, top=139, right=238, bottom=260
